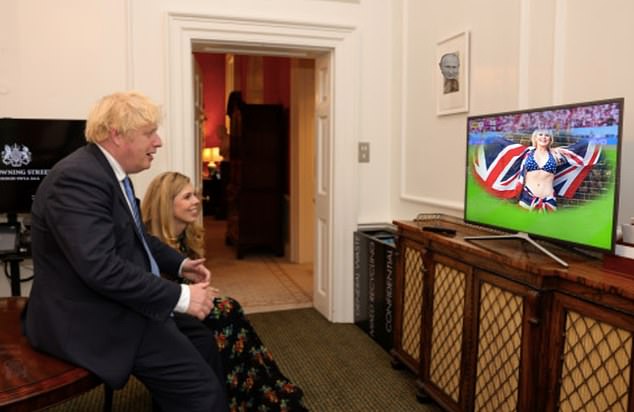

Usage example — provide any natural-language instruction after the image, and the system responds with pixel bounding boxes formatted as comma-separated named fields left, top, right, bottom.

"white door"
left=193, top=57, right=204, bottom=187
left=313, top=52, right=332, bottom=318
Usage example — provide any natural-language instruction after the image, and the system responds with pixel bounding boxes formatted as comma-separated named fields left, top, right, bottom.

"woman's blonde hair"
left=141, top=172, right=205, bottom=259
left=530, top=129, right=564, bottom=163
left=530, top=129, right=554, bottom=148
left=85, top=90, right=162, bottom=143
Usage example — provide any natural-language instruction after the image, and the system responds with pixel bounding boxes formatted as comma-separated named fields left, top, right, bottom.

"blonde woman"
left=142, top=171, right=306, bottom=412
left=518, top=129, right=563, bottom=211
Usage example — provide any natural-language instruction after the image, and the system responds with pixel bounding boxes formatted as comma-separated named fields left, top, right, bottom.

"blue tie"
left=122, top=177, right=160, bottom=277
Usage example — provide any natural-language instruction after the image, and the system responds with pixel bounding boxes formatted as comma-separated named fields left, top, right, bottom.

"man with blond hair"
left=24, top=91, right=228, bottom=411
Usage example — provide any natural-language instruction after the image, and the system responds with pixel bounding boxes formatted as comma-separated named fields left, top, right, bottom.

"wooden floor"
left=203, top=217, right=313, bottom=313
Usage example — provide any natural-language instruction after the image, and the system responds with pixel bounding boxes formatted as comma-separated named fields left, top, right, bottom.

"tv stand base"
left=464, top=231, right=569, bottom=268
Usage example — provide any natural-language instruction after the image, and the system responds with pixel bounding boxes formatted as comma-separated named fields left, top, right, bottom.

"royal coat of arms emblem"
left=2, top=144, right=32, bottom=167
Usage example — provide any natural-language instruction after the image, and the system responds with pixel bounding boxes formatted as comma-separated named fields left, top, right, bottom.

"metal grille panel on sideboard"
left=559, top=310, right=632, bottom=412
left=401, top=246, right=424, bottom=363
left=474, top=281, right=523, bottom=412
left=429, top=262, right=465, bottom=403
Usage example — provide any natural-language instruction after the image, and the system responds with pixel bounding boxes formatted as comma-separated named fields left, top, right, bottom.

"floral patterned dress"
left=177, top=237, right=308, bottom=411
left=205, top=296, right=307, bottom=411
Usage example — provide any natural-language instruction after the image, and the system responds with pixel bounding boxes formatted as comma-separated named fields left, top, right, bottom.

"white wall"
left=0, top=0, right=394, bottom=315
left=393, top=0, right=634, bottom=228
left=0, top=0, right=392, bottom=213
left=561, top=0, right=634, bottom=224
left=0, top=0, right=129, bottom=118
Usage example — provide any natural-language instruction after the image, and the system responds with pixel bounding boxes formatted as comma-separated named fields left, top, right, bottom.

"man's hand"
left=186, top=282, right=213, bottom=320
left=181, top=258, right=211, bottom=283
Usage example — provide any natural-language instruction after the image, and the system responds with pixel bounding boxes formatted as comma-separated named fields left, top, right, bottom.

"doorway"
left=192, top=50, right=316, bottom=263
left=193, top=49, right=316, bottom=314
left=166, top=13, right=359, bottom=322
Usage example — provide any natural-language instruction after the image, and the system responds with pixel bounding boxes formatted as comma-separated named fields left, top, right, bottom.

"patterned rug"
left=208, top=253, right=313, bottom=314
left=204, top=218, right=313, bottom=314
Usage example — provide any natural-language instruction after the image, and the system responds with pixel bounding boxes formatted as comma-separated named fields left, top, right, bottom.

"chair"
left=0, top=296, right=109, bottom=411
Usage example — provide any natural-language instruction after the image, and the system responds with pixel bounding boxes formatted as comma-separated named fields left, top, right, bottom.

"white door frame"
left=166, top=13, right=359, bottom=322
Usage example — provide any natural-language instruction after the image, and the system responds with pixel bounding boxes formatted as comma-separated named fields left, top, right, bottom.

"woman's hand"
left=181, top=258, right=211, bottom=283
left=207, top=286, right=221, bottom=300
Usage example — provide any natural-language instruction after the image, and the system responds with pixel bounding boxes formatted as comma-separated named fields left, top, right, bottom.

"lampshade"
left=202, top=147, right=223, bottom=163
left=202, top=147, right=214, bottom=163
left=212, top=147, right=223, bottom=162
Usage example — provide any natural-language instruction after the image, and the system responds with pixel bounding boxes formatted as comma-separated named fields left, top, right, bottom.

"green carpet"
left=44, top=308, right=440, bottom=411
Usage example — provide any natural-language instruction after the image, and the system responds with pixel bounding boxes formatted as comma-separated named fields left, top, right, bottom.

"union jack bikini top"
left=524, top=150, right=557, bottom=174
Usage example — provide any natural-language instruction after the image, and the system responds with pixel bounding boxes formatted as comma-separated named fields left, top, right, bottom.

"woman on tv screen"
left=518, top=129, right=561, bottom=211
left=472, top=128, right=604, bottom=212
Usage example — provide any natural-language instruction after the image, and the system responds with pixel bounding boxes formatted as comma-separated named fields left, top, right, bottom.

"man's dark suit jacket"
left=24, top=143, right=185, bottom=388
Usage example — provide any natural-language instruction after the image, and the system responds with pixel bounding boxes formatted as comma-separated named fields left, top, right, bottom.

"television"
left=0, top=118, right=86, bottom=217
left=464, top=98, right=623, bottom=265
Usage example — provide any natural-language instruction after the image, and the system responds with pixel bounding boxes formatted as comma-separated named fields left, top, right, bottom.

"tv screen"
left=464, top=98, right=623, bottom=252
left=0, top=118, right=86, bottom=215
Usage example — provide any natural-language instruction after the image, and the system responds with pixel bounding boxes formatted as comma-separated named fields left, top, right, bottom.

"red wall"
left=263, top=57, right=290, bottom=107
left=234, top=55, right=290, bottom=107
left=193, top=53, right=226, bottom=147
left=194, top=53, right=291, bottom=148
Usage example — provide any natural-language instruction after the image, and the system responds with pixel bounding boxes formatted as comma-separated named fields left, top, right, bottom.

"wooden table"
left=0, top=297, right=103, bottom=411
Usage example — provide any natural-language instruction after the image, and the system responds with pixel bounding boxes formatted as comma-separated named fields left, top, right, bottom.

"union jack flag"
left=553, top=140, right=602, bottom=198
left=471, top=138, right=528, bottom=198
left=471, top=137, right=602, bottom=200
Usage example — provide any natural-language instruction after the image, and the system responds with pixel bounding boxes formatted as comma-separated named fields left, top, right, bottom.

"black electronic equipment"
left=463, top=98, right=624, bottom=266
left=0, top=223, right=19, bottom=255
left=1, top=118, right=86, bottom=215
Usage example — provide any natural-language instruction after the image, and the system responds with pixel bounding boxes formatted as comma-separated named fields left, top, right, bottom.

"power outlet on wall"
left=358, top=142, right=370, bottom=163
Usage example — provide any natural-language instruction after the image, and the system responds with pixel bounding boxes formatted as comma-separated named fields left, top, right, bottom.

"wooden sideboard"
left=391, top=216, right=634, bottom=412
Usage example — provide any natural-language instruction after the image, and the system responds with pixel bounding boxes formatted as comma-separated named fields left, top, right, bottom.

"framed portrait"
left=436, top=30, right=470, bottom=116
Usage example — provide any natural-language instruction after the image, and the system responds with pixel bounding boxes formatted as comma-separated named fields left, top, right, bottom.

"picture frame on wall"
left=436, top=30, right=470, bottom=116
